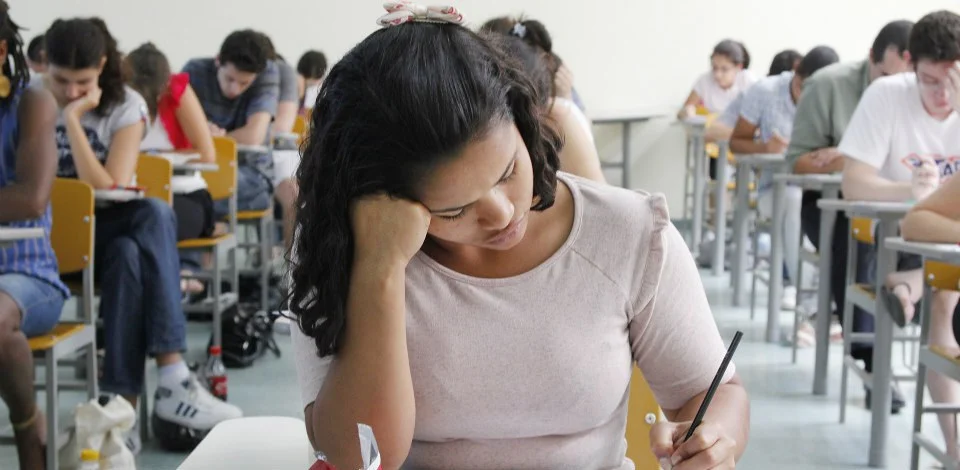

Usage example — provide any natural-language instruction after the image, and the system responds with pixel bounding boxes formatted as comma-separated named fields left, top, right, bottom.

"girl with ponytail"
left=481, top=15, right=587, bottom=112
left=42, top=18, right=243, bottom=449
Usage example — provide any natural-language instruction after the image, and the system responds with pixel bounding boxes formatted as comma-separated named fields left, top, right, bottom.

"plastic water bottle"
left=79, top=448, right=100, bottom=470
left=205, top=346, right=228, bottom=401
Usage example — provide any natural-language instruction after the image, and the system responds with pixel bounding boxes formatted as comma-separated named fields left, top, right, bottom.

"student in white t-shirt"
left=839, top=10, right=960, bottom=458
left=678, top=39, right=759, bottom=119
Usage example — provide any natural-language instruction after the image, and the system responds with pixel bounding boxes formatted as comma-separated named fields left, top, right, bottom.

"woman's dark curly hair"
left=45, top=17, right=126, bottom=116
left=290, top=23, right=562, bottom=357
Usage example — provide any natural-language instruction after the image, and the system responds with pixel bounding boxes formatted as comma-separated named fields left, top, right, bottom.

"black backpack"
left=209, top=305, right=281, bottom=368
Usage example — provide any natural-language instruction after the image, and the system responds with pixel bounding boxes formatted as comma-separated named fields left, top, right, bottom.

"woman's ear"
left=98, top=55, right=107, bottom=74
left=0, top=40, right=8, bottom=61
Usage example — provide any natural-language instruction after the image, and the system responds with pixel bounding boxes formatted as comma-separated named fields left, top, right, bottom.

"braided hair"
left=0, top=0, right=29, bottom=101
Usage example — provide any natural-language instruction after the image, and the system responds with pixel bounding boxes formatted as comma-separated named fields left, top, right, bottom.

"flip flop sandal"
left=879, top=283, right=911, bottom=328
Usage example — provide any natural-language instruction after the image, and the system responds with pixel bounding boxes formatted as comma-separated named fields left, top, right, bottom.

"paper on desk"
left=155, top=152, right=201, bottom=166
left=310, top=423, right=381, bottom=470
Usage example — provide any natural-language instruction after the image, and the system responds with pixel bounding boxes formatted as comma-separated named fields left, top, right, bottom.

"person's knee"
left=0, top=293, right=23, bottom=364
left=141, top=197, right=177, bottom=225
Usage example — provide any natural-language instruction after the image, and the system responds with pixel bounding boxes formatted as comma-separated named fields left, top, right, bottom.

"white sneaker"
left=781, top=286, right=797, bottom=310
left=154, top=373, right=242, bottom=431
left=152, top=373, right=243, bottom=451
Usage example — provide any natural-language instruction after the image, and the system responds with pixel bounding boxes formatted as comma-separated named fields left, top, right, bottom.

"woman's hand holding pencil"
left=649, top=331, right=743, bottom=469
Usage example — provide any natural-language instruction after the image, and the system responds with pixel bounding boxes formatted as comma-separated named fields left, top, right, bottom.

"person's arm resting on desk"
left=788, top=76, right=844, bottom=174
left=0, top=88, right=58, bottom=222
left=838, top=82, right=910, bottom=201
left=295, top=196, right=430, bottom=470
left=64, top=90, right=144, bottom=189
left=901, top=174, right=960, bottom=242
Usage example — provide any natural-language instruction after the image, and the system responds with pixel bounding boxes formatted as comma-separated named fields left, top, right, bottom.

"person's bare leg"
left=0, top=292, right=44, bottom=470
left=926, top=290, right=960, bottom=459
left=274, top=179, right=299, bottom=250
left=885, top=268, right=924, bottom=323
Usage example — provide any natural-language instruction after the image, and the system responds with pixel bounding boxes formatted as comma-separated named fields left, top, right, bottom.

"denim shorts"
left=0, top=273, right=66, bottom=337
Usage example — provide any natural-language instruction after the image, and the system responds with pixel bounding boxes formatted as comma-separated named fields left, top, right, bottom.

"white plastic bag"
left=60, top=396, right=137, bottom=469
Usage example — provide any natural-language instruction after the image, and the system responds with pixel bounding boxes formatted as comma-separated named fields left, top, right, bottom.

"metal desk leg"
left=712, top=143, right=730, bottom=277
left=868, top=220, right=898, bottom=468
left=621, top=121, right=631, bottom=189
left=911, top=280, right=934, bottom=470
left=731, top=162, right=750, bottom=306
left=691, top=131, right=706, bottom=257
left=683, top=136, right=693, bottom=229
left=813, top=204, right=837, bottom=395
left=767, top=178, right=786, bottom=343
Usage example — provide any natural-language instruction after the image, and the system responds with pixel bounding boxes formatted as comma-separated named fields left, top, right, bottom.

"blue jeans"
left=0, top=273, right=65, bottom=337
left=94, top=199, right=186, bottom=396
left=213, top=165, right=272, bottom=219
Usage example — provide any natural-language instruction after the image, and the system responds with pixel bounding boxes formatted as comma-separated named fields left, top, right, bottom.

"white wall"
left=18, top=0, right=959, bottom=212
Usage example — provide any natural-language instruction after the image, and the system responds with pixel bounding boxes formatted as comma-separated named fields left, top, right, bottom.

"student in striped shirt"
left=0, top=3, right=68, bottom=467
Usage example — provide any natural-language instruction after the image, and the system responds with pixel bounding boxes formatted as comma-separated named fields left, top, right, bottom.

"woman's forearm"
left=671, top=376, right=750, bottom=460
left=64, top=115, right=116, bottom=189
left=729, top=137, right=768, bottom=155
left=311, top=262, right=415, bottom=470
left=902, top=210, right=960, bottom=243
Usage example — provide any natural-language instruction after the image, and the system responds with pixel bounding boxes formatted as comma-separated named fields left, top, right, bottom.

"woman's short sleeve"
left=628, top=196, right=734, bottom=410
left=167, top=73, right=190, bottom=108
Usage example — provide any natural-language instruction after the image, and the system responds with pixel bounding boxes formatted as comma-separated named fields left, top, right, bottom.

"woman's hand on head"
left=650, top=420, right=737, bottom=470
left=351, top=194, right=431, bottom=269
left=63, top=86, right=102, bottom=118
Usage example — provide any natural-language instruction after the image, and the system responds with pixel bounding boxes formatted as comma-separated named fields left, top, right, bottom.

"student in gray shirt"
left=183, top=30, right=279, bottom=217
left=785, top=20, right=913, bottom=412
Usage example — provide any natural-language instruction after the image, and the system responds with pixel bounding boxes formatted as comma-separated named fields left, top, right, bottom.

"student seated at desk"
left=256, top=33, right=299, bottom=136
left=706, top=49, right=802, bottom=142
left=296, top=50, right=326, bottom=112
left=678, top=39, right=757, bottom=120
left=785, top=20, right=913, bottom=397
left=184, top=30, right=301, bottom=248
left=123, top=43, right=218, bottom=294
left=480, top=16, right=586, bottom=112
left=840, top=11, right=960, bottom=455
left=0, top=5, right=67, bottom=467
left=500, top=34, right=604, bottom=183
left=124, top=43, right=216, bottom=242
left=729, top=46, right=839, bottom=310
left=42, top=18, right=242, bottom=453
left=26, top=33, right=44, bottom=76
left=291, top=7, right=749, bottom=470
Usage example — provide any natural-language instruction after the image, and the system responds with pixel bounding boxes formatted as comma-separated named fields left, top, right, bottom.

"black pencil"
left=683, top=330, right=744, bottom=443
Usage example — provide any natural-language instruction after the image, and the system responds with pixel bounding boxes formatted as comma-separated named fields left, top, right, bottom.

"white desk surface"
left=774, top=173, right=842, bottom=188
left=590, top=106, right=675, bottom=124
left=817, top=199, right=913, bottom=217
left=885, top=238, right=960, bottom=264
left=0, top=227, right=44, bottom=242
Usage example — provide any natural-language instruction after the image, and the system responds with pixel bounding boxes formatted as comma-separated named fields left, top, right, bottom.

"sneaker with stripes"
left=151, top=372, right=242, bottom=451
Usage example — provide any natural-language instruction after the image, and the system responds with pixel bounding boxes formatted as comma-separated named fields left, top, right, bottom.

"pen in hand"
left=683, top=330, right=744, bottom=443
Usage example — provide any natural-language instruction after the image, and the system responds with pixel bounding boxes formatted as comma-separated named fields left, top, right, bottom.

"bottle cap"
left=80, top=448, right=100, bottom=461
left=209, top=345, right=222, bottom=355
